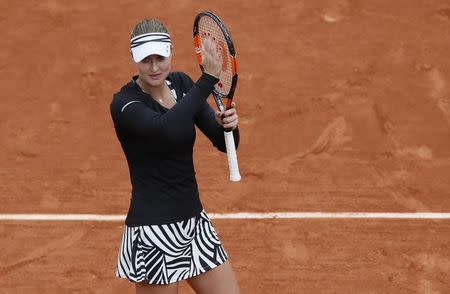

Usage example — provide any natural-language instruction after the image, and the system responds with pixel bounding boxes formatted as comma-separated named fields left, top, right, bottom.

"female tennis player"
left=110, top=18, right=240, bottom=294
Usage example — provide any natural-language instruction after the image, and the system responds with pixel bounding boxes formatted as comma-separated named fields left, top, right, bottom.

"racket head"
left=193, top=11, right=238, bottom=110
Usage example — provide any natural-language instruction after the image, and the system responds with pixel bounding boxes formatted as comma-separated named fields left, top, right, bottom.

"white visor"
left=130, top=33, right=171, bottom=63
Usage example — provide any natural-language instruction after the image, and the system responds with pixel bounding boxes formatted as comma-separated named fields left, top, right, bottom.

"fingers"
left=200, top=36, right=222, bottom=78
left=217, top=107, right=238, bottom=129
left=215, top=110, right=223, bottom=126
left=202, top=37, right=219, bottom=55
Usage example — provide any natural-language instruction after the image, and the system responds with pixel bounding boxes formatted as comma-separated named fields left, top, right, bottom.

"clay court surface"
left=1, top=0, right=450, bottom=293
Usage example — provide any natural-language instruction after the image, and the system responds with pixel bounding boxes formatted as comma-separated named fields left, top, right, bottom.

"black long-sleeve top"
left=110, top=72, right=239, bottom=225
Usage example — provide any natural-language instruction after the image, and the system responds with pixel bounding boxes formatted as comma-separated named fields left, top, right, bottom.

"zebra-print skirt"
left=116, top=210, right=228, bottom=285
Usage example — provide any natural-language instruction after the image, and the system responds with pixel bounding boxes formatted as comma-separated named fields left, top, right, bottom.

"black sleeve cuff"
left=196, top=73, right=219, bottom=90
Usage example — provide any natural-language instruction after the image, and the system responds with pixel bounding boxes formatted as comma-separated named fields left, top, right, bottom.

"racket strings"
left=198, top=17, right=233, bottom=96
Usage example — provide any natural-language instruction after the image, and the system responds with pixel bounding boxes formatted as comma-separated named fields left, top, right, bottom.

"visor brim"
left=131, top=42, right=171, bottom=63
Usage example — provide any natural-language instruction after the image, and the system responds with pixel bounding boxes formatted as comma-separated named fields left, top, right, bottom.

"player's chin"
left=144, top=74, right=165, bottom=86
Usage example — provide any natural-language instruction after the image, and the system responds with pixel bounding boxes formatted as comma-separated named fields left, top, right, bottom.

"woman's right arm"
left=111, top=73, right=218, bottom=137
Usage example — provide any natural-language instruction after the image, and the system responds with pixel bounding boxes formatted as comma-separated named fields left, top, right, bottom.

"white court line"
left=1, top=212, right=450, bottom=221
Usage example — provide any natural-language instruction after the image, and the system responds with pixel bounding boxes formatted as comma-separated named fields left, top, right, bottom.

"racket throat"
left=213, top=95, right=226, bottom=112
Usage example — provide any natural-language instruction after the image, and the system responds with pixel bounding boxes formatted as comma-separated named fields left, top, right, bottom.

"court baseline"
left=1, top=212, right=450, bottom=221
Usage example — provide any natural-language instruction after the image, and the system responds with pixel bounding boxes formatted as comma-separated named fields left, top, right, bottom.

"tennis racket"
left=193, top=11, right=241, bottom=182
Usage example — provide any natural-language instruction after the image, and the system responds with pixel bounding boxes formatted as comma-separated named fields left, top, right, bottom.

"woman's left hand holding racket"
left=215, top=103, right=239, bottom=130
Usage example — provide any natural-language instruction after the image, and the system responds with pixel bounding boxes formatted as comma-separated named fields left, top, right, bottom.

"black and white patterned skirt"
left=116, top=210, right=228, bottom=285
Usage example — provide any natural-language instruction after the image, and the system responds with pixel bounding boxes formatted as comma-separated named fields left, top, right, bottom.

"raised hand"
left=200, top=36, right=222, bottom=78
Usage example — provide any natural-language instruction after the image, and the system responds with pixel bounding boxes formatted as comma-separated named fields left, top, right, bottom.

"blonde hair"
left=131, top=19, right=169, bottom=39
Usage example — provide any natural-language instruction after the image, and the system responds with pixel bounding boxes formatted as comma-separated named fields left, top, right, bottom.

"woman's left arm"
left=194, top=102, right=240, bottom=153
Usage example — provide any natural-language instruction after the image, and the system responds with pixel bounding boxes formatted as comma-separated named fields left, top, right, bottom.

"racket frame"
left=193, top=11, right=241, bottom=182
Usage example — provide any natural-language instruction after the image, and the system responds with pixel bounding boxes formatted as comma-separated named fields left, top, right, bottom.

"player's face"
left=136, top=54, right=172, bottom=87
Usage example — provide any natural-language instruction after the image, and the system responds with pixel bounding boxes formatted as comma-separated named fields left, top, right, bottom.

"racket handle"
left=224, top=130, right=241, bottom=182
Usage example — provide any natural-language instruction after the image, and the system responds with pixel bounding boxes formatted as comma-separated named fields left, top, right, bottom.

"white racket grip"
left=224, top=130, right=241, bottom=182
